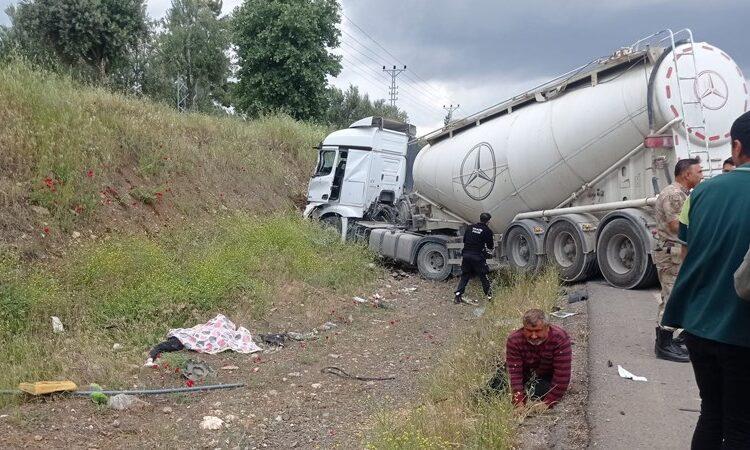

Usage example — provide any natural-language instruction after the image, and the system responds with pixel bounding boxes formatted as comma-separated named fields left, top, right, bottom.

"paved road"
left=587, top=281, right=699, bottom=449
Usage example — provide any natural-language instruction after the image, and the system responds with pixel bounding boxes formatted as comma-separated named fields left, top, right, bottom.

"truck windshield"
left=314, top=150, right=336, bottom=176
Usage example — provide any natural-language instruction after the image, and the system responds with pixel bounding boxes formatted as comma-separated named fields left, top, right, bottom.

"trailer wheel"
left=416, top=242, right=452, bottom=281
left=544, top=221, right=597, bottom=283
left=596, top=218, right=657, bottom=289
left=505, top=226, right=542, bottom=273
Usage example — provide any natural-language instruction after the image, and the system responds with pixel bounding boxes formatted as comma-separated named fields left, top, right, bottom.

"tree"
left=325, top=85, right=409, bottom=129
left=146, top=0, right=231, bottom=111
left=232, top=0, right=341, bottom=120
left=8, top=0, right=148, bottom=80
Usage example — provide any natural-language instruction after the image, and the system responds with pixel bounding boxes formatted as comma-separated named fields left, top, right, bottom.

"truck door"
left=307, top=147, right=338, bottom=202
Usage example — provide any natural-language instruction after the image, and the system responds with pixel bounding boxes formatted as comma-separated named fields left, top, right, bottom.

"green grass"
left=0, top=61, right=325, bottom=231
left=0, top=214, right=377, bottom=400
left=366, top=270, right=559, bottom=449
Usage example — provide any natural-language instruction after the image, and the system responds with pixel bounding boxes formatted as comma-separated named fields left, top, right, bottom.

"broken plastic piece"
left=617, top=365, right=648, bottom=382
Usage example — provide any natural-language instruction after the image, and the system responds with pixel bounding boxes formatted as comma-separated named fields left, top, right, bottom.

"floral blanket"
left=167, top=314, right=262, bottom=354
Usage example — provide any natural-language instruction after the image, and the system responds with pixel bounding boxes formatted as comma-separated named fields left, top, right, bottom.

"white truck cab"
left=304, top=117, right=416, bottom=233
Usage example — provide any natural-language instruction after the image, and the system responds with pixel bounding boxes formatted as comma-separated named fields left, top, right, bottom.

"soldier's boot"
left=655, top=327, right=690, bottom=363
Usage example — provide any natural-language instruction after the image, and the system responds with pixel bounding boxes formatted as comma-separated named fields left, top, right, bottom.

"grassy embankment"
left=0, top=63, right=377, bottom=399
left=368, top=270, right=559, bottom=449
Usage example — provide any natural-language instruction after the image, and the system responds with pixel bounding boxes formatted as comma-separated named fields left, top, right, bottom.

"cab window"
left=314, top=150, right=336, bottom=177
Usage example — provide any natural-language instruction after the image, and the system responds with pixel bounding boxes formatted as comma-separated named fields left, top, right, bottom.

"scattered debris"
left=607, top=360, right=613, bottom=368
left=320, top=321, right=337, bottom=331
left=287, top=331, right=317, bottom=341
left=401, top=287, right=418, bottom=293
left=112, top=343, right=123, bottom=352
left=321, top=366, right=395, bottom=382
left=221, top=365, right=239, bottom=371
left=311, top=383, right=322, bottom=389
left=551, top=311, right=579, bottom=319
left=353, top=296, right=368, bottom=304
left=367, top=263, right=376, bottom=269
left=108, top=394, right=150, bottom=411
left=182, top=360, right=214, bottom=382
left=166, top=314, right=262, bottom=355
left=567, top=290, right=589, bottom=304
left=259, top=333, right=288, bottom=347
left=90, top=392, right=108, bottom=405
left=51, top=316, right=64, bottom=333
left=162, top=406, right=173, bottom=414
left=19, top=381, right=77, bottom=395
left=200, top=416, right=224, bottom=430
left=617, top=365, right=647, bottom=382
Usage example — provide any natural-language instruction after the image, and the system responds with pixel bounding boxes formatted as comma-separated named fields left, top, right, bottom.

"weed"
left=367, top=270, right=559, bottom=449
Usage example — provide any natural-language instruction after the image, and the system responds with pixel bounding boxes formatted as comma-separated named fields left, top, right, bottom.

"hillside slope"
left=0, top=62, right=323, bottom=257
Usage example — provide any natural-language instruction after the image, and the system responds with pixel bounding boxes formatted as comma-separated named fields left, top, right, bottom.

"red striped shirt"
left=506, top=324, right=572, bottom=407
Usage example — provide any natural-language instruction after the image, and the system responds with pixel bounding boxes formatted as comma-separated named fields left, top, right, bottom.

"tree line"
left=0, top=0, right=408, bottom=128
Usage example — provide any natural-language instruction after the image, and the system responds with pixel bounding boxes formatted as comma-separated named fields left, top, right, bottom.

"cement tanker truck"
left=304, top=29, right=748, bottom=289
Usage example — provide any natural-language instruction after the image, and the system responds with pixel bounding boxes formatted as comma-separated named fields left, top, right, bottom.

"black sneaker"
left=454, top=292, right=462, bottom=304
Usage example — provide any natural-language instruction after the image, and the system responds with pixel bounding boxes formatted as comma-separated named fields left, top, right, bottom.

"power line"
left=341, top=13, right=456, bottom=104
left=340, top=29, right=448, bottom=105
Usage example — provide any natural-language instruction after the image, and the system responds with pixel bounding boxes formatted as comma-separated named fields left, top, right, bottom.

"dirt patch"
left=0, top=270, right=474, bottom=449
left=517, top=287, right=591, bottom=449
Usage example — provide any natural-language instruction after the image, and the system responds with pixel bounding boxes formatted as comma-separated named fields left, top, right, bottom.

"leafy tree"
left=325, top=85, right=409, bottom=129
left=7, top=0, right=148, bottom=80
left=232, top=0, right=341, bottom=120
left=146, top=0, right=231, bottom=111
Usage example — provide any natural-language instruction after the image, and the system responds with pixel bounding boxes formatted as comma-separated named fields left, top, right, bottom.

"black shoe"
left=655, top=327, right=690, bottom=363
left=454, top=292, right=462, bottom=304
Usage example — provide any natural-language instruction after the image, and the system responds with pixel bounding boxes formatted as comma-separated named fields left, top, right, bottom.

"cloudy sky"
left=2, top=0, right=748, bottom=132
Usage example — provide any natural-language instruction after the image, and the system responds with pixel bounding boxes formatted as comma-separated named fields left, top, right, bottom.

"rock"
left=320, top=321, right=337, bottom=331
left=200, top=416, right=224, bottom=430
left=51, top=316, right=64, bottom=333
left=34, top=435, right=42, bottom=441
left=107, top=394, right=150, bottom=411
left=221, top=365, right=239, bottom=371
left=287, top=372, right=302, bottom=377
left=112, top=343, right=123, bottom=351
left=162, top=406, right=173, bottom=414
left=287, top=332, right=317, bottom=341
left=367, top=263, right=376, bottom=269
left=353, top=296, right=368, bottom=304
left=112, top=420, right=120, bottom=428
left=328, top=354, right=341, bottom=359
left=225, top=414, right=237, bottom=422
left=311, top=383, right=322, bottom=389
left=268, top=390, right=279, bottom=396
left=30, top=206, right=50, bottom=216
left=72, top=231, right=82, bottom=239
left=372, top=293, right=382, bottom=300
left=275, top=415, right=283, bottom=422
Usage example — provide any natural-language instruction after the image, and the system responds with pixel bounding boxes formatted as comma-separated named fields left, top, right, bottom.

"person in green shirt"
left=663, top=111, right=750, bottom=449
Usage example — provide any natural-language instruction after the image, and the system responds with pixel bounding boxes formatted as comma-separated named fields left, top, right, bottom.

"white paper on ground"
left=617, top=364, right=648, bottom=382
left=550, top=311, right=578, bottom=318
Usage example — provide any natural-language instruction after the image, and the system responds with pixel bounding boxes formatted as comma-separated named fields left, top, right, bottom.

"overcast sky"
left=2, top=0, right=748, bottom=132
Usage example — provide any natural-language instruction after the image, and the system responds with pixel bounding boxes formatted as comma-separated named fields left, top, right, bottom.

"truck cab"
left=304, top=117, right=416, bottom=234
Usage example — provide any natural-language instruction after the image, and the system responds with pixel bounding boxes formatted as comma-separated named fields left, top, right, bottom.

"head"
left=522, top=309, right=550, bottom=346
left=730, top=111, right=750, bottom=167
left=479, top=212, right=492, bottom=224
left=722, top=157, right=735, bottom=173
left=674, top=158, right=703, bottom=189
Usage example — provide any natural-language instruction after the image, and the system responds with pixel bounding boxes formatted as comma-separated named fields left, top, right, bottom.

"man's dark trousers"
left=456, top=253, right=491, bottom=296
left=685, top=332, right=750, bottom=449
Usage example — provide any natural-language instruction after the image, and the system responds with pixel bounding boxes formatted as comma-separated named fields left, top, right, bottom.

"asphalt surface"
left=586, top=281, right=699, bottom=449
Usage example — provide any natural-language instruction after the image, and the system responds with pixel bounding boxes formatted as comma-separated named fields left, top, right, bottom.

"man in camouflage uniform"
left=653, top=158, right=703, bottom=362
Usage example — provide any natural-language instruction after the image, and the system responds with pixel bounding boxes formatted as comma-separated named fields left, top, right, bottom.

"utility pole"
left=443, top=104, right=460, bottom=126
left=383, top=65, right=407, bottom=107
left=175, top=77, right=188, bottom=112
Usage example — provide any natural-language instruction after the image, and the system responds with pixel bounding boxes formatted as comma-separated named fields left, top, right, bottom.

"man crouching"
left=489, top=309, right=572, bottom=409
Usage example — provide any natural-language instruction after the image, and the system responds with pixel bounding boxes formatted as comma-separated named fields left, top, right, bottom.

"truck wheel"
left=544, top=221, right=597, bottom=283
left=505, top=226, right=542, bottom=273
left=416, top=242, right=452, bottom=281
left=320, top=215, right=341, bottom=234
left=596, top=218, right=657, bottom=289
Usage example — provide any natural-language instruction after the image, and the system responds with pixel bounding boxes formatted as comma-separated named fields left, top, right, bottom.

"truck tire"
left=416, top=242, right=452, bottom=281
left=320, top=214, right=341, bottom=234
left=505, top=226, right=543, bottom=273
left=596, top=218, right=657, bottom=289
left=544, top=221, right=597, bottom=283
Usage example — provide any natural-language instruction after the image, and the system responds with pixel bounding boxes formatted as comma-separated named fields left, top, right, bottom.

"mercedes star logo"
left=693, top=70, right=729, bottom=110
left=459, top=142, right=496, bottom=201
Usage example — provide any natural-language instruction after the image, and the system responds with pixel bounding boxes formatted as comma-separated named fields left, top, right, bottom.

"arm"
left=678, top=197, right=691, bottom=260
left=484, top=228, right=495, bottom=251
left=506, top=336, right=526, bottom=406
left=543, top=333, right=573, bottom=408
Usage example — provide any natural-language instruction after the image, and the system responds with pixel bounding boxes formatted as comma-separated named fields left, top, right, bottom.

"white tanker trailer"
left=304, top=29, right=748, bottom=289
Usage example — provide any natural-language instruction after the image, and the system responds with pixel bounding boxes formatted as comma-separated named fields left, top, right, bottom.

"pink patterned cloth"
left=167, top=314, right=262, bottom=355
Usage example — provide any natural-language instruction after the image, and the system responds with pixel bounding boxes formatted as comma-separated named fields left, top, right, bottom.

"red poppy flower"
left=43, top=227, right=50, bottom=234
left=86, top=169, right=94, bottom=178
left=185, top=380, right=194, bottom=387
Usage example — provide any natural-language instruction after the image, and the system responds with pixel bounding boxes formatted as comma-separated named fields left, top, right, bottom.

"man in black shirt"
left=455, top=212, right=494, bottom=304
